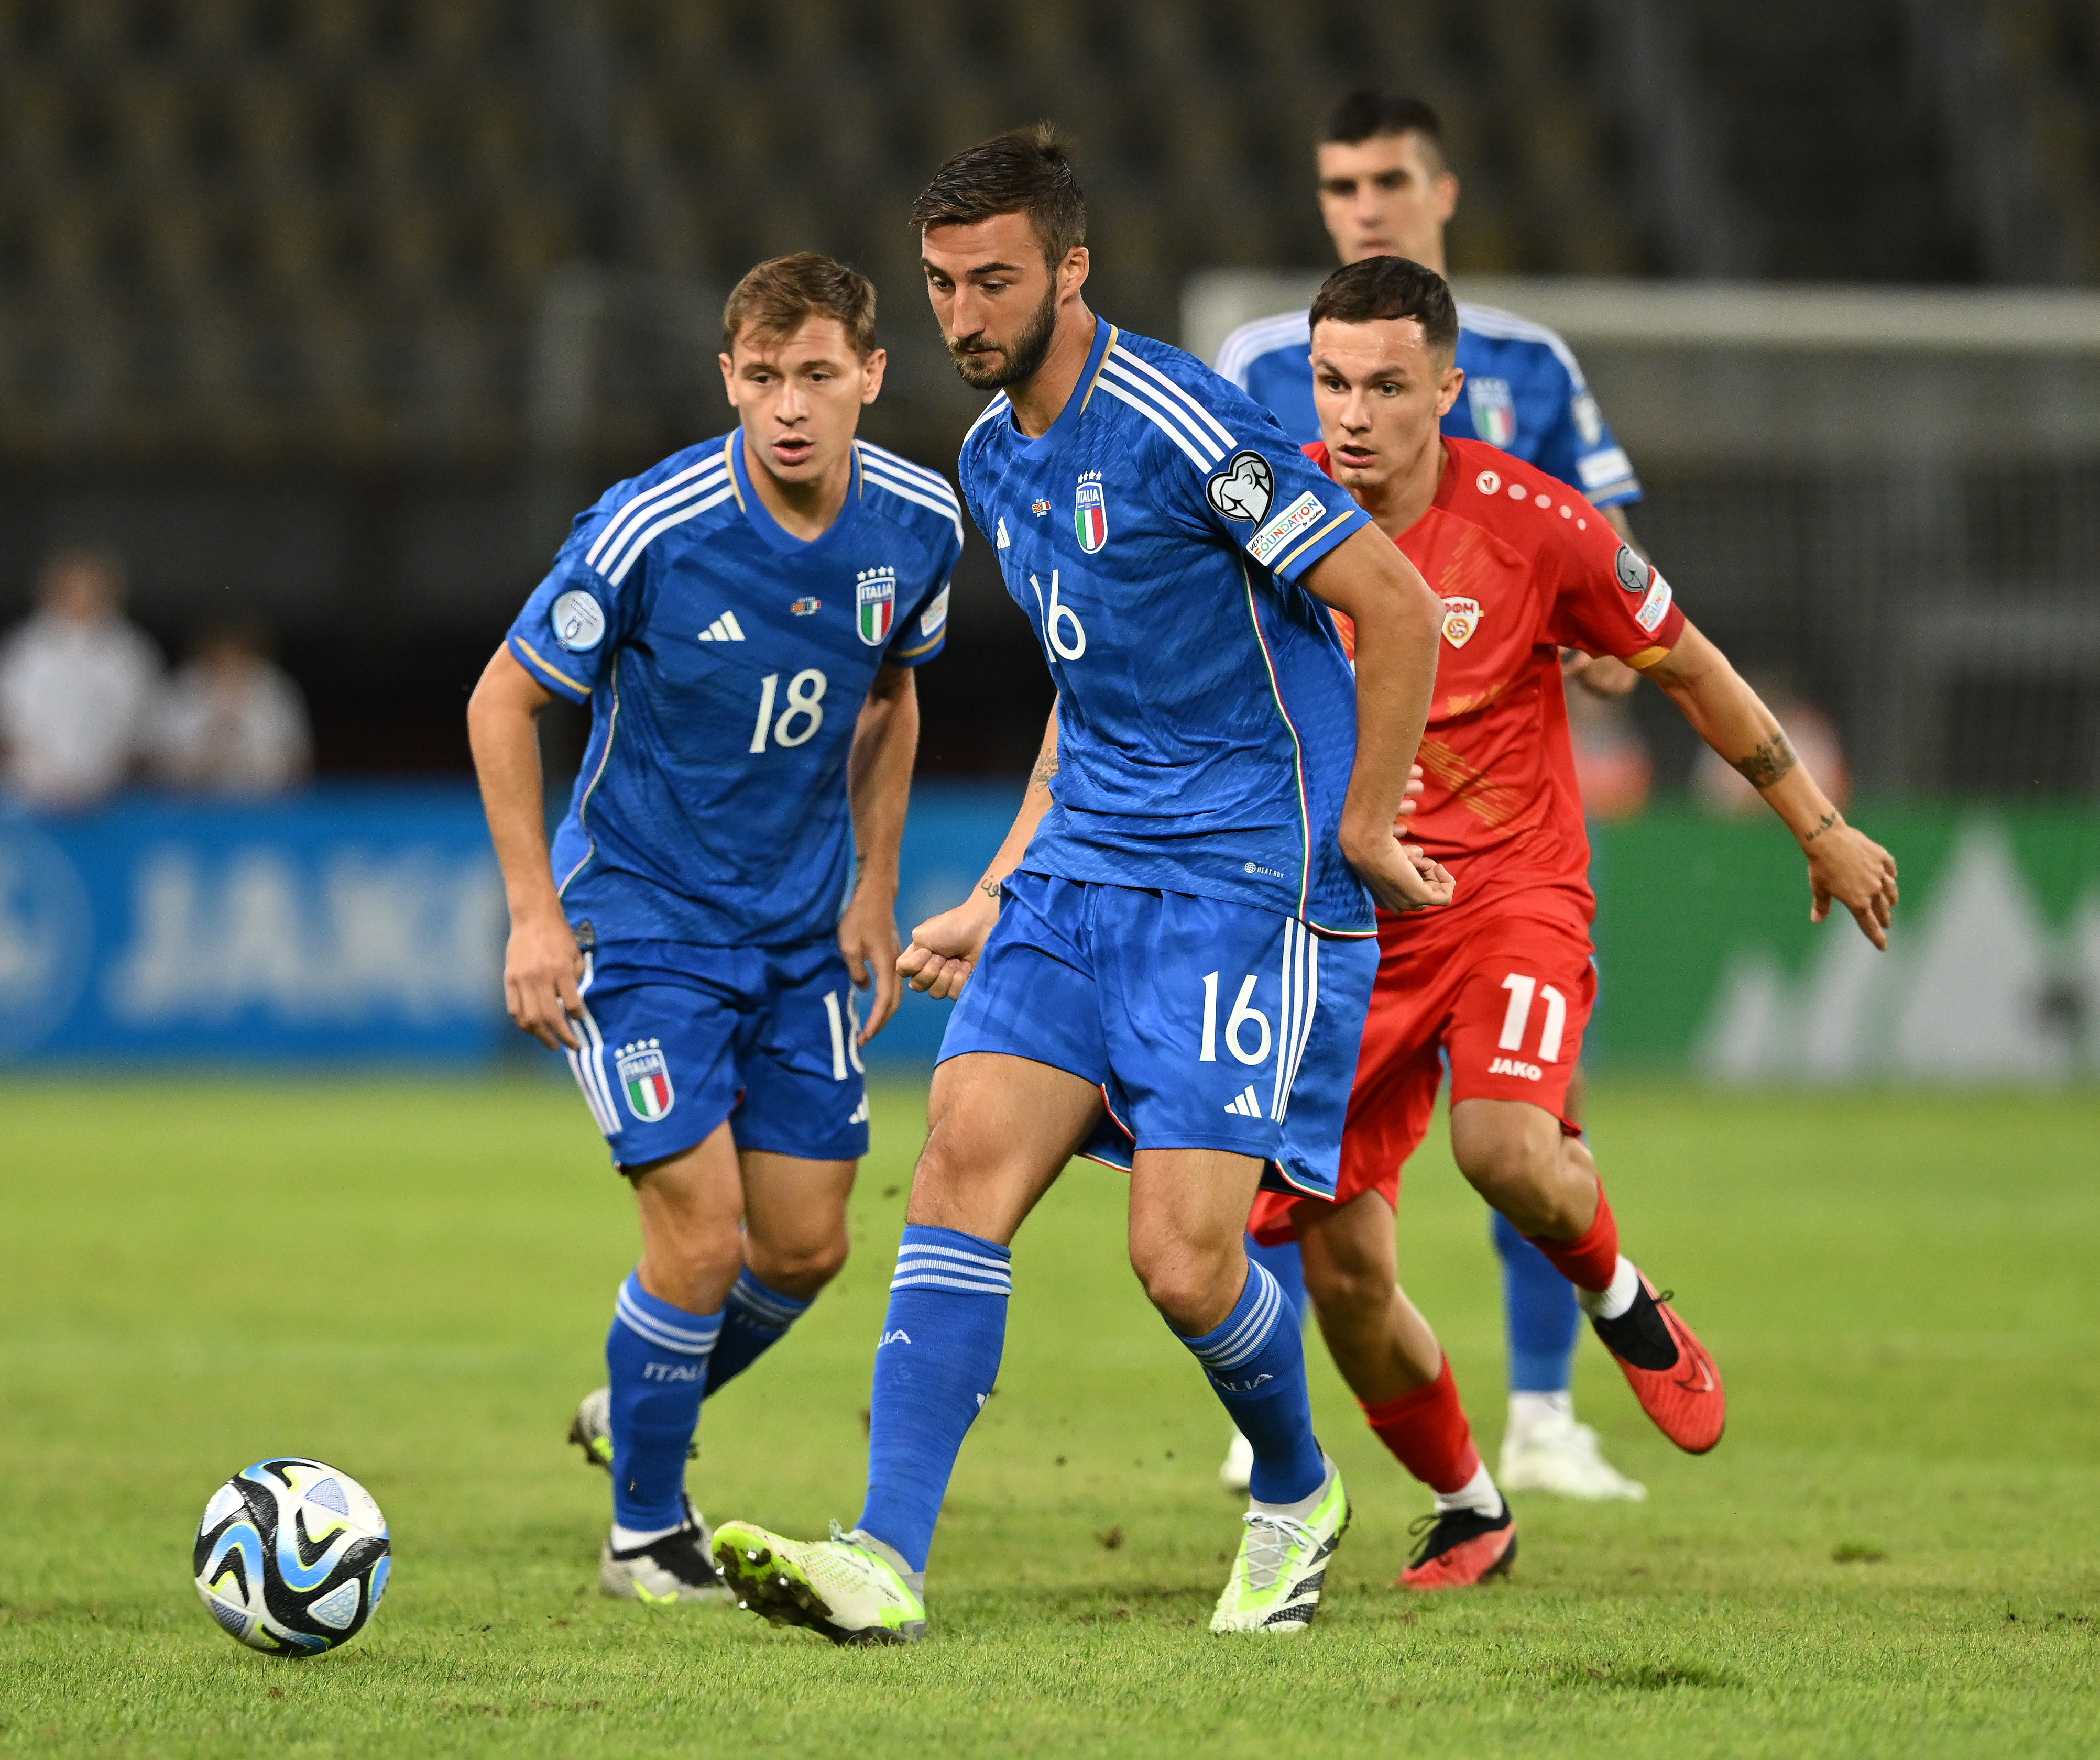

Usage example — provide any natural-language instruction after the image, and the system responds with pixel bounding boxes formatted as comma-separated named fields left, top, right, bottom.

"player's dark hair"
left=1309, top=256, right=1459, bottom=359
left=721, top=252, right=879, bottom=358
left=909, top=124, right=1087, bottom=267
left=1320, top=90, right=1448, bottom=173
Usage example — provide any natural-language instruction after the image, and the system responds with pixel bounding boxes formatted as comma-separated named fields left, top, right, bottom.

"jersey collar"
left=729, top=428, right=865, bottom=555
left=1010, top=316, right=1115, bottom=461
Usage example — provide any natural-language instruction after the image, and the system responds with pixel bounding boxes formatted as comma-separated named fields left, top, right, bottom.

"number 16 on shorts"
left=1194, top=922, right=1322, bottom=1123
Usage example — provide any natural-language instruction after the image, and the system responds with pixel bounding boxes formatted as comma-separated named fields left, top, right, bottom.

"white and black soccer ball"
left=193, top=1458, right=391, bottom=1656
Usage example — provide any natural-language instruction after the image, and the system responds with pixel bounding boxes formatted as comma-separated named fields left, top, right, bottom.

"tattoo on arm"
left=1731, top=731, right=1799, bottom=790
left=1030, top=751, right=1059, bottom=790
left=1801, top=810, right=1840, bottom=843
left=978, top=873, right=1002, bottom=903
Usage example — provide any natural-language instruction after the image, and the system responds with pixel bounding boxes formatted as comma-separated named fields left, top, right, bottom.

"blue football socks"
left=1175, top=1259, right=1325, bottom=1505
left=1494, top=1209, right=1581, bottom=1393
left=605, top=1271, right=721, bottom=1533
left=704, top=1267, right=813, bottom=1398
left=857, top=1225, right=1011, bottom=1573
left=1243, top=1230, right=1308, bottom=1326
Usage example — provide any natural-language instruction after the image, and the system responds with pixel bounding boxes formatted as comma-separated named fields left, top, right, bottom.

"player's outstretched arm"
left=466, top=644, right=587, bottom=1049
left=841, top=663, right=918, bottom=1044
left=898, top=705, right=1060, bottom=1000
left=1302, top=525, right=1456, bottom=914
left=1636, top=620, right=1900, bottom=949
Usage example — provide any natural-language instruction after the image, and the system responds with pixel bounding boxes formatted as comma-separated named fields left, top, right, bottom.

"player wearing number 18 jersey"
left=1246, top=257, right=1900, bottom=1589
left=468, top=255, right=959, bottom=1604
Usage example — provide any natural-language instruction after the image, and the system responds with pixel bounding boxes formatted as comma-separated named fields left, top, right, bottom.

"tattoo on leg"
left=1731, top=731, right=1799, bottom=790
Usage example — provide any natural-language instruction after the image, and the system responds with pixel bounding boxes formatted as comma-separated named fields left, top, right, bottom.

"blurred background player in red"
left=1249, top=255, right=1899, bottom=1588
left=1219, top=89, right=1655, bottom=1501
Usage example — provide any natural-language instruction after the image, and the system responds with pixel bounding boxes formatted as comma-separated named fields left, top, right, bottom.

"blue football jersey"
left=960, top=318, right=1377, bottom=935
left=506, top=432, right=962, bottom=947
left=1216, top=301, right=1641, bottom=507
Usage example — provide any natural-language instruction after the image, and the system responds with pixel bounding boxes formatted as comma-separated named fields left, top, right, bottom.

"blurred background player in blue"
left=466, top=254, right=960, bottom=1603
left=1218, top=90, right=1649, bottom=1503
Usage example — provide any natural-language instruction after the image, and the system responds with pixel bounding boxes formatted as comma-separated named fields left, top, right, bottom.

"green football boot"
left=1210, top=1456, right=1349, bottom=1635
left=713, top=1519, right=926, bottom=1646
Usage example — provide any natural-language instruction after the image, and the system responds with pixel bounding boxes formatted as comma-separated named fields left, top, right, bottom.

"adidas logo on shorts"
left=1223, top=1086, right=1264, bottom=1118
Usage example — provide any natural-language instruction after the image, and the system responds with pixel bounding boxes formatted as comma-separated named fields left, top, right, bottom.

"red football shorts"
left=1248, top=899, right=1596, bottom=1246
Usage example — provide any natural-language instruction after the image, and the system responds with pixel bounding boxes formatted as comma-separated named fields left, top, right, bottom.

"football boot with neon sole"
left=1396, top=1503, right=1517, bottom=1590
left=1498, top=1411, right=1648, bottom=1501
left=713, top=1520, right=926, bottom=1646
left=1589, top=1271, right=1725, bottom=1454
left=1209, top=1457, right=1349, bottom=1635
left=568, top=1384, right=697, bottom=1474
left=600, top=1497, right=730, bottom=1603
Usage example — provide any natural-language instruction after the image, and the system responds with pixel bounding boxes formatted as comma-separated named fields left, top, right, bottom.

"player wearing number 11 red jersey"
left=1248, top=257, right=1901, bottom=1588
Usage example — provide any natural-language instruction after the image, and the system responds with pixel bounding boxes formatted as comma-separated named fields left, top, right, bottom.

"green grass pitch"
left=2, top=1076, right=2096, bottom=1758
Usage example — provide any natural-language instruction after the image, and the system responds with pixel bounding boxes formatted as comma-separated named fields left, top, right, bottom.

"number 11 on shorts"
left=1498, top=973, right=1567, bottom=1062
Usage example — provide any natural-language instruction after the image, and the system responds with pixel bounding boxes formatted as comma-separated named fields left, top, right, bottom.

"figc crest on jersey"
left=1074, top=472, right=1108, bottom=553
left=856, top=567, right=898, bottom=646
left=1468, top=377, right=1516, bottom=448
left=1440, top=596, right=1484, bottom=649
left=616, top=1041, right=674, bottom=1121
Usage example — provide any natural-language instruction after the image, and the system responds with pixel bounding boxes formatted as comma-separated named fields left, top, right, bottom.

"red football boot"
left=1394, top=1505, right=1517, bottom=1591
left=1590, top=1270, right=1726, bottom=1454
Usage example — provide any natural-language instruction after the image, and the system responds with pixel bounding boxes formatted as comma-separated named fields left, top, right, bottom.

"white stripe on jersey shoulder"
left=860, top=451, right=965, bottom=546
left=586, top=451, right=731, bottom=573
left=965, top=392, right=1012, bottom=438
left=1107, top=343, right=1237, bottom=454
left=1456, top=301, right=1588, bottom=385
left=600, top=476, right=738, bottom=586
left=1097, top=356, right=1235, bottom=471
left=1216, top=309, right=1311, bottom=383
left=857, top=439, right=961, bottom=506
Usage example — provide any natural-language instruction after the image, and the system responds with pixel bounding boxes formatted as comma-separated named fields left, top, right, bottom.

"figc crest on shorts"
left=616, top=1041, right=674, bottom=1121
left=1440, top=596, right=1484, bottom=649
left=1074, top=472, right=1108, bottom=553
left=856, top=566, right=898, bottom=646
left=1468, top=377, right=1516, bottom=448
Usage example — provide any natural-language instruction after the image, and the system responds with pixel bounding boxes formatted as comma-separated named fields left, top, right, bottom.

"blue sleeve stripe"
left=586, top=455, right=730, bottom=571
left=1108, top=344, right=1237, bottom=455
left=510, top=635, right=588, bottom=699
left=1097, top=368, right=1228, bottom=471
left=603, top=480, right=737, bottom=585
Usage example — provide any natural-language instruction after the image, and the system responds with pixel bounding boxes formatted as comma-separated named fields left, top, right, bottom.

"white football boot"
left=1498, top=1405, right=1648, bottom=1501
left=1218, top=1430, right=1254, bottom=1494
left=599, top=1497, right=731, bottom=1602
left=713, top=1519, right=927, bottom=1645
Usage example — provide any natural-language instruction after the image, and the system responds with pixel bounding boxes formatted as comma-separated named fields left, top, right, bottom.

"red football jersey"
left=1312, top=435, right=1687, bottom=925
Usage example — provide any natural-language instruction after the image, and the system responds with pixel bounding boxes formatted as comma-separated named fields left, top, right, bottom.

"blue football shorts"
left=937, top=871, right=1379, bottom=1199
left=564, top=937, right=870, bottom=1172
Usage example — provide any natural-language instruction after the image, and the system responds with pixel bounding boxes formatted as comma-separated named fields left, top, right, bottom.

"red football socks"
left=1360, top=1356, right=1481, bottom=1495
left=1525, top=1183, right=1620, bottom=1294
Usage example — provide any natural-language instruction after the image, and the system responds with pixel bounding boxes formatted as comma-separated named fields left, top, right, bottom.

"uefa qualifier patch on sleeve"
left=1613, top=546, right=1647, bottom=594
left=553, top=589, right=607, bottom=651
left=1205, top=450, right=1275, bottom=524
left=616, top=1040, right=674, bottom=1121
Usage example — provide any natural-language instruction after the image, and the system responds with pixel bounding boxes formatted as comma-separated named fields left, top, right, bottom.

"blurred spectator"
left=0, top=546, right=162, bottom=809
left=1567, top=679, right=1654, bottom=821
left=151, top=623, right=312, bottom=797
left=1692, top=678, right=1852, bottom=815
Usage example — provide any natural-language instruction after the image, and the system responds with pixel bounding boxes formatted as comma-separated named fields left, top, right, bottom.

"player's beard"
left=946, top=280, right=1059, bottom=391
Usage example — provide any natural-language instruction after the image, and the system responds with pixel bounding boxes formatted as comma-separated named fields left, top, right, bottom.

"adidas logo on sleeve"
left=697, top=611, right=746, bottom=642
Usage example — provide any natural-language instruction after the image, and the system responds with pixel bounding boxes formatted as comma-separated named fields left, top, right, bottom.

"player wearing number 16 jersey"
left=710, top=129, right=1452, bottom=1646
left=467, top=255, right=959, bottom=1603
left=1245, top=257, right=1900, bottom=1588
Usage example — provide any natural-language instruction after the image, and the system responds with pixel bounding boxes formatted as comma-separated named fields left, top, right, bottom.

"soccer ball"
left=193, top=1458, right=391, bottom=1656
